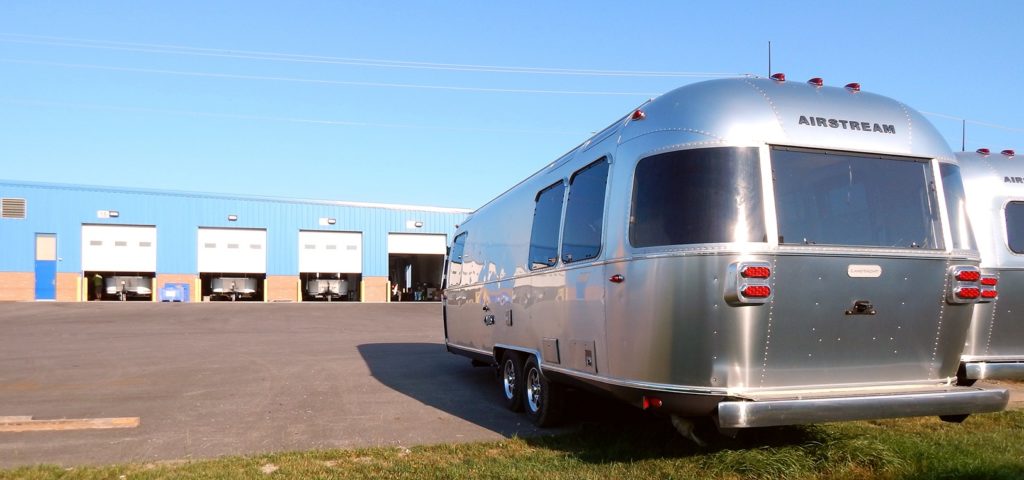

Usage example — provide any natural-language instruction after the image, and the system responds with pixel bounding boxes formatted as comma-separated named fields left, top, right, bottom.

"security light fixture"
left=328, top=218, right=337, bottom=225
left=228, top=215, right=238, bottom=221
left=108, top=210, right=120, bottom=218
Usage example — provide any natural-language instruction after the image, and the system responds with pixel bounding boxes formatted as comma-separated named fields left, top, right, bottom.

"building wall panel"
left=0, top=181, right=469, bottom=294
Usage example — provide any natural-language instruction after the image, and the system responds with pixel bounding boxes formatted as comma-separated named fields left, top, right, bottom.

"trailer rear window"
left=773, top=148, right=942, bottom=249
left=1006, top=202, right=1024, bottom=254
left=630, top=147, right=765, bottom=247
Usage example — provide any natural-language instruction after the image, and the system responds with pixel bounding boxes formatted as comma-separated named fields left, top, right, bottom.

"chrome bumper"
left=964, top=361, right=1024, bottom=381
left=717, top=386, right=1009, bottom=429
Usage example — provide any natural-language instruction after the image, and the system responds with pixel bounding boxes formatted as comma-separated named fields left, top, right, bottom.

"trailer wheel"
left=500, top=351, right=525, bottom=412
left=523, top=355, right=562, bottom=427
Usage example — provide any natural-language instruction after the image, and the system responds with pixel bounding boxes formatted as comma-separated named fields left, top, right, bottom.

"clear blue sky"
left=1, top=1, right=1021, bottom=209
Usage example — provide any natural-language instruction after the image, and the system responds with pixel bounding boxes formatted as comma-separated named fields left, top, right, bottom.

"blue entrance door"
left=35, top=234, right=57, bottom=300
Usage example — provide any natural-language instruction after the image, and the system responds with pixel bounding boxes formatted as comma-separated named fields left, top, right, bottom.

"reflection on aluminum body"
left=443, top=78, right=1008, bottom=428
left=956, top=150, right=1024, bottom=381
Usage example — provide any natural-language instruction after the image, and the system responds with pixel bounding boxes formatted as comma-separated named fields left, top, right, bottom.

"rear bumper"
left=964, top=361, right=1024, bottom=381
left=717, top=386, right=1008, bottom=429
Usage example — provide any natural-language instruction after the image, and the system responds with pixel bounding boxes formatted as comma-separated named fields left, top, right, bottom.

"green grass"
left=4, top=411, right=1023, bottom=479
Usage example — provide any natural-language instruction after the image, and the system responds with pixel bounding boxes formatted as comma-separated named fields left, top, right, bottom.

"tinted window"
left=773, top=148, right=942, bottom=249
left=447, top=232, right=467, bottom=286
left=1007, top=202, right=1024, bottom=254
left=630, top=147, right=765, bottom=247
left=562, top=159, right=609, bottom=263
left=940, top=163, right=976, bottom=251
left=529, top=182, right=565, bottom=269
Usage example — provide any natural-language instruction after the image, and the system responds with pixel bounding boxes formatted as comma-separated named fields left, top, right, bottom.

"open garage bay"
left=0, top=303, right=549, bottom=467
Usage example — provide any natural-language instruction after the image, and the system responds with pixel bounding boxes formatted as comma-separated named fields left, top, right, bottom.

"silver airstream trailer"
left=442, top=76, right=1008, bottom=433
left=955, top=148, right=1024, bottom=383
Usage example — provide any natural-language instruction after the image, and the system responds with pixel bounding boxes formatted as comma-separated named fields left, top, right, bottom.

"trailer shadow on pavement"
left=356, top=342, right=828, bottom=455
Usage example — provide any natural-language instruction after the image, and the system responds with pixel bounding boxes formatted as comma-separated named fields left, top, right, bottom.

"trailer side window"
left=939, top=163, right=977, bottom=251
left=529, top=181, right=566, bottom=269
left=562, top=158, right=609, bottom=263
left=773, top=148, right=942, bottom=249
left=630, top=147, right=765, bottom=247
left=448, top=232, right=468, bottom=286
left=1006, top=202, right=1024, bottom=254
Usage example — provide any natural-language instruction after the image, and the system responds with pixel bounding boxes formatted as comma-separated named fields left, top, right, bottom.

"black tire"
left=523, top=355, right=563, bottom=427
left=499, top=351, right=525, bottom=412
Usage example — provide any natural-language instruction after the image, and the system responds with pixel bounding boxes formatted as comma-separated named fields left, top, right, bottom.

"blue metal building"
left=0, top=179, right=469, bottom=302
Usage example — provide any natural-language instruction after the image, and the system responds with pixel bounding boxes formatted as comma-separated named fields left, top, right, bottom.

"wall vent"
left=1, top=198, right=26, bottom=219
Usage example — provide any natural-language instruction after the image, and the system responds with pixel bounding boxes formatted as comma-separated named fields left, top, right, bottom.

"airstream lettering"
left=797, top=115, right=896, bottom=134
left=955, top=148, right=1024, bottom=383
left=443, top=77, right=1008, bottom=434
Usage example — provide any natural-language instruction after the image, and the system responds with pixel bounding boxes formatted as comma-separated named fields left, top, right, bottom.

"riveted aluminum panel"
left=956, top=151, right=1024, bottom=373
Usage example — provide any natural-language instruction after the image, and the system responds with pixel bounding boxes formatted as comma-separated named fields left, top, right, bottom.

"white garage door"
left=298, top=231, right=362, bottom=273
left=197, top=228, right=267, bottom=273
left=82, top=225, right=157, bottom=272
left=388, top=233, right=447, bottom=254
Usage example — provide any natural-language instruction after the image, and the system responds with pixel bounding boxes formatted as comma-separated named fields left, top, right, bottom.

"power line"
left=0, top=33, right=745, bottom=78
left=0, top=98, right=588, bottom=135
left=922, top=111, right=1024, bottom=135
left=0, top=58, right=662, bottom=97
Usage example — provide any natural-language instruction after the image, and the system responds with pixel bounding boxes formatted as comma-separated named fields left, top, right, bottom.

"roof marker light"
left=845, top=82, right=861, bottom=92
left=770, top=73, right=786, bottom=82
left=977, top=148, right=991, bottom=156
left=1002, top=149, right=1015, bottom=157
left=631, top=109, right=646, bottom=121
left=807, top=77, right=823, bottom=87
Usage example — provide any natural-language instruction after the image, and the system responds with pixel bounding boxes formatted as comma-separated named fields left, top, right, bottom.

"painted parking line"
left=0, top=416, right=140, bottom=432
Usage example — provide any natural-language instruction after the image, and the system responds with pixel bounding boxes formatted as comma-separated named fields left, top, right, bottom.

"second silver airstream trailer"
left=442, top=76, right=1008, bottom=433
left=956, top=148, right=1024, bottom=383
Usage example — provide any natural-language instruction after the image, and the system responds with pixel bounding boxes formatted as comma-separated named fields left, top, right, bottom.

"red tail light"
left=741, top=285, right=772, bottom=298
left=955, top=287, right=981, bottom=300
left=740, top=266, right=771, bottom=278
left=981, top=276, right=998, bottom=286
left=956, top=270, right=981, bottom=282
left=981, top=289, right=998, bottom=299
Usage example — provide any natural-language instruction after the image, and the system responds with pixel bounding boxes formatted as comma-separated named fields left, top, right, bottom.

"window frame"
left=628, top=146, right=766, bottom=248
left=1005, top=201, right=1024, bottom=255
left=771, top=146, right=944, bottom=250
left=447, top=232, right=468, bottom=286
left=528, top=180, right=567, bottom=271
left=561, top=157, right=610, bottom=265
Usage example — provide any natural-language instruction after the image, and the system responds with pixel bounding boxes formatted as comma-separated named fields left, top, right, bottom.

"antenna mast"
left=961, top=119, right=966, bottom=152
left=768, top=41, right=772, bottom=76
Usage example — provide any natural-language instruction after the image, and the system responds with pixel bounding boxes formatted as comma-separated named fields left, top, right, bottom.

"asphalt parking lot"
left=0, top=302, right=560, bottom=467
left=1, top=302, right=1021, bottom=468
